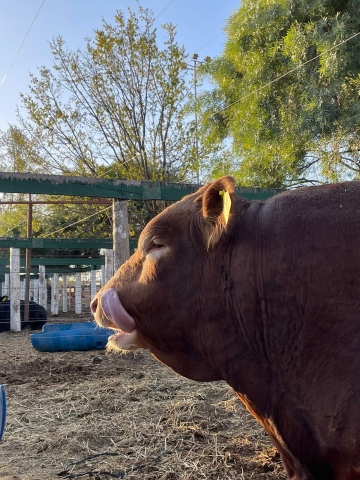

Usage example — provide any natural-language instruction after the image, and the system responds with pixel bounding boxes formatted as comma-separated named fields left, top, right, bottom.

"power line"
left=155, top=0, right=176, bottom=21
left=0, top=0, right=46, bottom=87
left=0, top=218, right=27, bottom=237
left=192, top=0, right=262, bottom=55
left=41, top=205, right=112, bottom=238
left=211, top=30, right=360, bottom=118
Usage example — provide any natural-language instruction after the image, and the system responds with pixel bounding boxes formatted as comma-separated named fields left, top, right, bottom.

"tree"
left=3, top=6, right=197, bottom=183
left=199, top=0, right=360, bottom=187
left=0, top=6, right=202, bottom=240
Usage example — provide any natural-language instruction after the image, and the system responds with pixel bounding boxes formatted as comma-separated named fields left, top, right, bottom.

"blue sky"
left=0, top=0, right=240, bottom=132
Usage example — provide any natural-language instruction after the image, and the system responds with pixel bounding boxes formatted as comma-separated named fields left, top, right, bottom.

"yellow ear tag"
left=219, top=189, right=231, bottom=224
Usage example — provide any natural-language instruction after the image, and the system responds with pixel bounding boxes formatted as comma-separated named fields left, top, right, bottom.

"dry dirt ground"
left=0, top=312, right=286, bottom=480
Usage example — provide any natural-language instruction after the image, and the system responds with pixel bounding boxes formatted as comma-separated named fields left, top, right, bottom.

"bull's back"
left=254, top=182, right=360, bottom=454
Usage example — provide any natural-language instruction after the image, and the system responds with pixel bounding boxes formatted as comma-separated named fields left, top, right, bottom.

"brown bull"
left=91, top=176, right=360, bottom=480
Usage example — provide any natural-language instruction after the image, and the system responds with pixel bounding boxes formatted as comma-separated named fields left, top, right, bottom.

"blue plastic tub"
left=42, top=322, right=97, bottom=333
left=0, top=385, right=6, bottom=441
left=30, top=323, right=114, bottom=352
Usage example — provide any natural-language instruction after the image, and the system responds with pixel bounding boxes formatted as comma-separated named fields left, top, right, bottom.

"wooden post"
left=62, top=275, right=67, bottom=313
left=101, top=265, right=105, bottom=287
left=113, top=199, right=130, bottom=272
left=29, top=280, right=34, bottom=301
left=104, top=249, right=114, bottom=284
left=39, top=265, right=47, bottom=309
left=90, top=268, right=97, bottom=302
left=51, top=273, right=59, bottom=315
left=68, top=281, right=71, bottom=310
left=24, top=194, right=32, bottom=323
left=10, top=248, right=21, bottom=332
left=4, top=274, right=9, bottom=297
left=34, top=279, right=39, bottom=304
left=20, top=279, right=25, bottom=301
left=75, top=272, right=82, bottom=314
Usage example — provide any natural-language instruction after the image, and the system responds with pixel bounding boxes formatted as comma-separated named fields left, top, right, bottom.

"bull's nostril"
left=90, top=298, right=98, bottom=314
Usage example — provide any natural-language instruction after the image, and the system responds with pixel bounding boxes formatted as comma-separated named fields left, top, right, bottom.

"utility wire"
left=0, top=218, right=27, bottom=237
left=1, top=0, right=179, bottom=237
left=155, top=0, right=176, bottom=20
left=0, top=0, right=46, bottom=87
left=211, top=30, right=360, bottom=118
left=192, top=0, right=262, bottom=55
left=42, top=205, right=112, bottom=238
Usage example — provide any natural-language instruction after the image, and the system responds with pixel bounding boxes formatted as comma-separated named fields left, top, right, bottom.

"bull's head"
left=91, top=176, right=243, bottom=381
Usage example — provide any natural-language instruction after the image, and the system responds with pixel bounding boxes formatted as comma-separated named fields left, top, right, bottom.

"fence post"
left=90, top=268, right=97, bottom=302
left=20, top=279, right=25, bottom=301
left=113, top=199, right=130, bottom=272
left=51, top=273, right=59, bottom=315
left=62, top=275, right=67, bottom=313
left=101, top=265, right=105, bottom=287
left=10, top=248, right=21, bottom=332
left=39, top=265, right=47, bottom=309
left=104, top=249, right=114, bottom=284
left=29, top=280, right=34, bottom=301
left=33, top=279, right=39, bottom=304
left=4, top=274, right=9, bottom=297
left=75, top=273, right=82, bottom=314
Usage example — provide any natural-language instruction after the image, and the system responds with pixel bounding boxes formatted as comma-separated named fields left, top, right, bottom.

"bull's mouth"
left=98, top=289, right=146, bottom=351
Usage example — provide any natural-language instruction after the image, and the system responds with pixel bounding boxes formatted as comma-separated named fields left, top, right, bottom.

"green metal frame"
left=0, top=173, right=282, bottom=278
left=0, top=237, right=137, bottom=250
left=0, top=266, right=94, bottom=275
left=0, top=257, right=104, bottom=266
left=0, top=237, right=112, bottom=249
left=0, top=172, right=282, bottom=201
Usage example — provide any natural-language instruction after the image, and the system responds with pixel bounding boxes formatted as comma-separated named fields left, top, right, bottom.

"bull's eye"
left=145, top=239, right=166, bottom=255
left=150, top=240, right=165, bottom=250
left=153, top=242, right=164, bottom=248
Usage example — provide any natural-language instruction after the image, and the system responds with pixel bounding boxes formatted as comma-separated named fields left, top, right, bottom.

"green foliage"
left=0, top=6, right=201, bottom=240
left=10, top=6, right=198, bottom=183
left=199, top=0, right=360, bottom=187
left=0, top=204, right=28, bottom=237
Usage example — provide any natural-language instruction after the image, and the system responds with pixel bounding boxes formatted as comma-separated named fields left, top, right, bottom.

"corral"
left=0, top=173, right=284, bottom=478
left=0, top=312, right=284, bottom=480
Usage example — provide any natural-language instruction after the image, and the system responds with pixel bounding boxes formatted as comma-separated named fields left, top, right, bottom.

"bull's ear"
left=200, top=176, right=236, bottom=249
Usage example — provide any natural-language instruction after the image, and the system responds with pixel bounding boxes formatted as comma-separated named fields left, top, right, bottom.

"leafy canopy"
left=0, top=6, right=201, bottom=239
left=199, top=0, right=360, bottom=187
left=9, top=7, right=198, bottom=183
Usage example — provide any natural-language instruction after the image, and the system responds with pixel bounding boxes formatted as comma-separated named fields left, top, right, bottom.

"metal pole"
left=193, top=56, right=199, bottom=185
left=24, top=194, right=32, bottom=322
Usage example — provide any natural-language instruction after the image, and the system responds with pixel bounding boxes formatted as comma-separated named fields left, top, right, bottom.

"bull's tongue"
left=100, top=289, right=136, bottom=333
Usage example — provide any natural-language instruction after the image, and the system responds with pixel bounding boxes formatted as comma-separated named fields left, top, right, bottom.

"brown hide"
left=92, top=177, right=360, bottom=480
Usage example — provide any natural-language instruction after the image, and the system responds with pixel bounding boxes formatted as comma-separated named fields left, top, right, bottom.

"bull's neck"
left=197, top=201, right=276, bottom=411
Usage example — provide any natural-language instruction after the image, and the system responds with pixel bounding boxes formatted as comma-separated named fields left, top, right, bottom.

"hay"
left=0, top=314, right=285, bottom=479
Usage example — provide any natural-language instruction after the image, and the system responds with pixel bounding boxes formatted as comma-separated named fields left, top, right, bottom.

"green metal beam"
left=0, top=237, right=112, bottom=249
left=0, top=266, right=93, bottom=275
left=0, top=172, right=282, bottom=201
left=0, top=172, right=194, bottom=200
left=235, top=187, right=283, bottom=201
left=0, top=257, right=104, bottom=266
left=0, top=237, right=137, bottom=250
